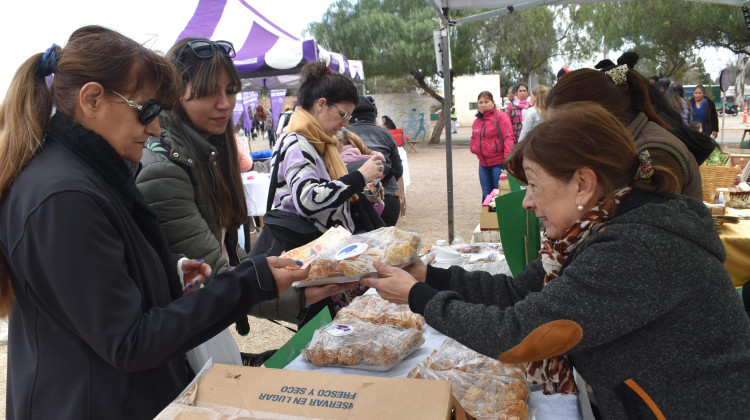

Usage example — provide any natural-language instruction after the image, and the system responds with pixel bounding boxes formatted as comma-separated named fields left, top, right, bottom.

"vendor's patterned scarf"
left=527, top=187, right=631, bottom=395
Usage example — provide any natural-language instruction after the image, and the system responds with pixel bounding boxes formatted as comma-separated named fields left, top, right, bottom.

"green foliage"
left=309, top=0, right=443, bottom=78
left=579, top=0, right=750, bottom=80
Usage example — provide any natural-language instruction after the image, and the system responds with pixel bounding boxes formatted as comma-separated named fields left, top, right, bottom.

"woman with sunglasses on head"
left=250, top=61, right=384, bottom=325
left=136, top=39, right=351, bottom=364
left=0, top=26, right=308, bottom=420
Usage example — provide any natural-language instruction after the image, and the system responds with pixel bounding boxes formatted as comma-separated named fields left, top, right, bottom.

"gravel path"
left=0, top=136, right=482, bottom=416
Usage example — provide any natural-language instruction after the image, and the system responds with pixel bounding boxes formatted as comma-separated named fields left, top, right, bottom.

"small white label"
left=326, top=324, right=354, bottom=336
left=334, top=243, right=368, bottom=260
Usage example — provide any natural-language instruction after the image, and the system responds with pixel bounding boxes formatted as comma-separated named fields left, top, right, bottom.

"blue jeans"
left=478, top=164, right=503, bottom=202
left=451, top=119, right=457, bottom=132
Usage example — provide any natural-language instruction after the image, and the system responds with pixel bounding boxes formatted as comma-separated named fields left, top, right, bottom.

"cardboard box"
left=156, top=364, right=454, bottom=420
left=498, top=176, right=511, bottom=196
left=479, top=205, right=499, bottom=230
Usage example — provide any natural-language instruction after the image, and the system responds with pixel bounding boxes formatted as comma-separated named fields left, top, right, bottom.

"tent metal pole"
left=441, top=13, right=455, bottom=243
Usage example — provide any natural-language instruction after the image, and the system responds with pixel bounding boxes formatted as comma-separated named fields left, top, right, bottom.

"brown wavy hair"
left=546, top=68, right=669, bottom=130
left=166, top=38, right=247, bottom=231
left=505, top=102, right=679, bottom=203
left=0, top=25, right=182, bottom=317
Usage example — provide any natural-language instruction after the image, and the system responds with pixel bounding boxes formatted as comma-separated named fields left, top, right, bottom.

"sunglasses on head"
left=108, top=90, right=162, bottom=125
left=176, top=40, right=236, bottom=60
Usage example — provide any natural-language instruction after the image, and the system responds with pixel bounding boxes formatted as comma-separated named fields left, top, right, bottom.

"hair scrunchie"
left=605, top=64, right=628, bottom=86
left=323, top=66, right=333, bottom=75
left=635, top=150, right=655, bottom=180
left=39, top=43, right=60, bottom=77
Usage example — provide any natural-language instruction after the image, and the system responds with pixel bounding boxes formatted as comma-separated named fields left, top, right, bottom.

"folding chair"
left=405, top=135, right=418, bottom=153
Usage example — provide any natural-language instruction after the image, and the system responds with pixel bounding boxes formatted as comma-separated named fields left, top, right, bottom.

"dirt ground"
left=0, top=134, right=483, bottom=417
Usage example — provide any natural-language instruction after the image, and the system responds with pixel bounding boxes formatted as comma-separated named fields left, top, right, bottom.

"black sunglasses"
left=176, top=40, right=236, bottom=60
left=108, top=90, right=162, bottom=125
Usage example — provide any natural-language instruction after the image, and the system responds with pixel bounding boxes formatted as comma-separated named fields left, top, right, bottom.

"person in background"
left=518, top=85, right=548, bottom=142
left=265, top=109, right=275, bottom=148
left=249, top=62, right=382, bottom=326
left=503, top=85, right=515, bottom=112
left=136, top=38, right=342, bottom=367
left=348, top=95, right=406, bottom=226
left=337, top=129, right=388, bottom=214
left=666, top=82, right=691, bottom=125
left=235, top=133, right=253, bottom=172
left=648, top=75, right=659, bottom=84
left=382, top=115, right=397, bottom=130
left=362, top=102, right=750, bottom=419
left=450, top=105, right=458, bottom=133
left=255, top=104, right=266, bottom=140
left=546, top=67, right=702, bottom=199
left=689, top=85, right=719, bottom=139
left=654, top=79, right=670, bottom=95
left=0, top=26, right=309, bottom=420
left=470, top=91, right=515, bottom=201
left=276, top=104, right=294, bottom=137
left=505, top=82, right=531, bottom=142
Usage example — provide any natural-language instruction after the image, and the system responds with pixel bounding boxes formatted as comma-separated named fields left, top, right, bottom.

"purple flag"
left=241, top=91, right=258, bottom=134
left=232, top=99, right=244, bottom=132
left=270, top=89, right=287, bottom=131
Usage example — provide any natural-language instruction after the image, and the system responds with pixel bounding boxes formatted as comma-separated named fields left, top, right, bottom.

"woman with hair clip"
left=0, top=26, right=308, bottom=420
left=136, top=39, right=347, bottom=367
left=362, top=102, right=750, bottom=419
left=250, top=61, right=385, bottom=325
left=545, top=67, right=703, bottom=199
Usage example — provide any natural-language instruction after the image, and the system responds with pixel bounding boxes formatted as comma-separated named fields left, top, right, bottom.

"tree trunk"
left=410, top=69, right=452, bottom=145
left=430, top=114, right=446, bottom=144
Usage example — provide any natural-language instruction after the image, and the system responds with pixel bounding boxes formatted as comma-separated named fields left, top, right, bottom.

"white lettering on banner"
left=235, top=57, right=258, bottom=65
left=272, top=90, right=286, bottom=98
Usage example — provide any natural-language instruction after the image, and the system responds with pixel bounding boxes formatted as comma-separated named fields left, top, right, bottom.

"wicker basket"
left=699, top=165, right=741, bottom=202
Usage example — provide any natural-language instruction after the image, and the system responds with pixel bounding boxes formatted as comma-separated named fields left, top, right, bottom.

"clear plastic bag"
left=302, top=318, right=424, bottom=371
left=335, top=294, right=426, bottom=331
left=408, top=338, right=530, bottom=420
left=293, top=226, right=422, bottom=287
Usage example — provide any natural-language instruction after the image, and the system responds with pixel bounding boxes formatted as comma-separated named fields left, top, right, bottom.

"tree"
left=579, top=0, right=750, bottom=81
left=310, top=0, right=469, bottom=143
left=480, top=6, right=596, bottom=84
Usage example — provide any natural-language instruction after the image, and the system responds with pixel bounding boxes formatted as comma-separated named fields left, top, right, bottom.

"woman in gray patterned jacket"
left=363, top=102, right=750, bottom=419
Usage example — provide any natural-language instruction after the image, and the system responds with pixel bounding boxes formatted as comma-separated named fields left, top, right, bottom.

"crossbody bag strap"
left=493, top=112, right=504, bottom=153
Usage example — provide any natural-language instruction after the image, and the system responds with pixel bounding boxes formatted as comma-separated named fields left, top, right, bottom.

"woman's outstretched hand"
left=359, top=261, right=417, bottom=305
left=181, top=259, right=212, bottom=293
left=267, top=257, right=310, bottom=295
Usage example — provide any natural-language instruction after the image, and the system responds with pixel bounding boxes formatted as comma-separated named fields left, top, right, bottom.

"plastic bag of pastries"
left=302, top=318, right=424, bottom=371
left=335, top=294, right=426, bottom=330
left=293, top=226, right=422, bottom=287
left=407, top=339, right=529, bottom=420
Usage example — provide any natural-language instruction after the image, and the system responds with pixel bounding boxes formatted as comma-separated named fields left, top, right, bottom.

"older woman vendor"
left=362, top=102, right=750, bottom=419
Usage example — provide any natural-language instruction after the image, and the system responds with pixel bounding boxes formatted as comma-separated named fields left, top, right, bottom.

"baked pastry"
left=335, top=294, right=426, bottom=330
left=303, top=318, right=424, bottom=370
left=295, top=227, right=422, bottom=287
left=408, top=338, right=529, bottom=420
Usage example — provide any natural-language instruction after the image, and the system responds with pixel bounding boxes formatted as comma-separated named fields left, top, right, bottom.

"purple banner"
left=233, top=99, right=244, bottom=132
left=270, top=89, right=287, bottom=131
left=241, top=91, right=258, bottom=134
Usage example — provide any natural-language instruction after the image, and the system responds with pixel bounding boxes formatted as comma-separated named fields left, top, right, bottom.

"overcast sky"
left=0, top=0, right=736, bottom=99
